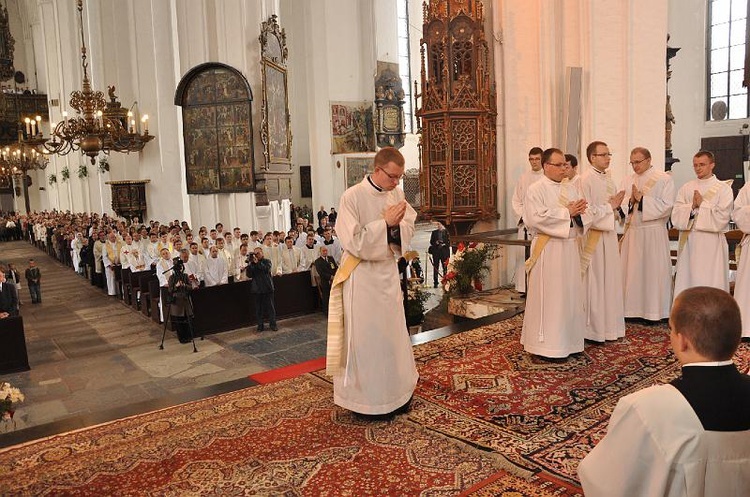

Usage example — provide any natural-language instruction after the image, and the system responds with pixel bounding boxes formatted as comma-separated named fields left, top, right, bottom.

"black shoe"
left=257, top=326, right=264, bottom=332
left=270, top=325, right=278, bottom=331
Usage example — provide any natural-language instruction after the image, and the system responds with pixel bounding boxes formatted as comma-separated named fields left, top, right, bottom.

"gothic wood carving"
left=415, top=0, right=497, bottom=233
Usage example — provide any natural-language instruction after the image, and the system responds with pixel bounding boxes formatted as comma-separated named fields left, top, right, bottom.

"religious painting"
left=331, top=102, right=375, bottom=154
left=175, top=63, right=255, bottom=194
left=260, top=15, right=292, bottom=167
left=345, top=155, right=375, bottom=189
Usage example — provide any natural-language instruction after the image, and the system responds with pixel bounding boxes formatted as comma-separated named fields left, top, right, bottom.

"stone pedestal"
left=447, top=288, right=524, bottom=320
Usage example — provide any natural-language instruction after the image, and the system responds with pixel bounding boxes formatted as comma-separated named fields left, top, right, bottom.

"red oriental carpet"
left=408, top=314, right=750, bottom=492
left=3, top=315, right=749, bottom=496
left=0, top=375, right=510, bottom=496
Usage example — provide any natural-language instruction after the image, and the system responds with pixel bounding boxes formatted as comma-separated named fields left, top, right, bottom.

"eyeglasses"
left=545, top=162, right=570, bottom=168
left=629, top=158, right=649, bottom=166
left=377, top=167, right=404, bottom=181
left=592, top=153, right=612, bottom=157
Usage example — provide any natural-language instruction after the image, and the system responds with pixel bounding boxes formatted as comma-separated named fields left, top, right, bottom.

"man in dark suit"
left=246, top=247, right=277, bottom=332
left=0, top=269, right=19, bottom=318
left=314, top=246, right=338, bottom=315
left=428, top=222, right=450, bottom=288
left=579, top=286, right=750, bottom=495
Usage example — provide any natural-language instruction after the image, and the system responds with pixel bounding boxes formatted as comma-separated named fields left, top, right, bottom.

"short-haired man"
left=280, top=236, right=302, bottom=274
left=578, top=141, right=626, bottom=341
left=578, top=287, right=750, bottom=496
left=511, top=147, right=545, bottom=294
left=564, top=153, right=579, bottom=181
left=328, top=146, right=418, bottom=417
left=24, top=258, right=41, bottom=304
left=0, top=270, right=18, bottom=318
left=246, top=247, right=277, bottom=332
left=618, top=147, right=675, bottom=321
left=671, top=150, right=733, bottom=298
left=521, top=148, right=591, bottom=358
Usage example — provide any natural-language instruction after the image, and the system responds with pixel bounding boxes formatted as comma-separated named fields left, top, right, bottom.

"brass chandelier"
left=26, top=0, right=154, bottom=164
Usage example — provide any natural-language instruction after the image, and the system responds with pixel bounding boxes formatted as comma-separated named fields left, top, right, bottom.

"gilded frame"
left=259, top=15, right=292, bottom=169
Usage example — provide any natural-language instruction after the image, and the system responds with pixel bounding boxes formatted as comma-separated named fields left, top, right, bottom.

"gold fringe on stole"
left=676, top=179, right=732, bottom=258
left=524, top=234, right=551, bottom=274
left=580, top=229, right=603, bottom=277
left=325, top=254, right=361, bottom=376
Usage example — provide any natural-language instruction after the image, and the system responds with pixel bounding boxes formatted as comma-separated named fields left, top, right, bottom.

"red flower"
left=474, top=279, right=483, bottom=291
left=457, top=242, right=465, bottom=252
left=469, top=241, right=478, bottom=249
left=442, top=271, right=456, bottom=283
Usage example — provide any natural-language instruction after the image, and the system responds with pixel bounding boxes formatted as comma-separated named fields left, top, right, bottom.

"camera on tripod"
left=171, top=256, right=185, bottom=273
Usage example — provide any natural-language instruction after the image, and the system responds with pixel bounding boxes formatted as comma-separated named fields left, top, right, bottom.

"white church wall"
left=494, top=0, right=667, bottom=284
left=667, top=0, right=750, bottom=191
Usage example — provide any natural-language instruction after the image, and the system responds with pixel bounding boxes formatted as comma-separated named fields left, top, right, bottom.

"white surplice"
left=671, top=175, right=733, bottom=298
left=511, top=169, right=544, bottom=293
left=521, top=176, right=591, bottom=358
left=618, top=167, right=675, bottom=320
left=333, top=177, right=418, bottom=415
left=579, top=169, right=625, bottom=341
left=578, top=384, right=750, bottom=497
left=731, top=183, right=750, bottom=338
left=204, top=256, right=228, bottom=287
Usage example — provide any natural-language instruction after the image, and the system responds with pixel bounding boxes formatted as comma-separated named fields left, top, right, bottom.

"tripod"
left=159, top=288, right=202, bottom=352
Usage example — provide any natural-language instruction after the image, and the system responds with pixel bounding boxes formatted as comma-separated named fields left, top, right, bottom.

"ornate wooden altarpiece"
left=106, top=179, right=150, bottom=221
left=415, top=0, right=497, bottom=235
left=258, top=15, right=293, bottom=205
left=174, top=63, right=255, bottom=195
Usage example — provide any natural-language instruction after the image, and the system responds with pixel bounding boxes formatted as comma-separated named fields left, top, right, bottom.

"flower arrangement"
left=0, top=382, right=24, bottom=420
left=77, top=164, right=88, bottom=179
left=61, top=166, right=70, bottom=182
left=442, top=242, right=497, bottom=295
left=48, top=173, right=57, bottom=185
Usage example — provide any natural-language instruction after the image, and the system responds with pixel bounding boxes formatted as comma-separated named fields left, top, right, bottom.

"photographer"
left=167, top=253, right=194, bottom=344
left=246, top=247, right=277, bottom=332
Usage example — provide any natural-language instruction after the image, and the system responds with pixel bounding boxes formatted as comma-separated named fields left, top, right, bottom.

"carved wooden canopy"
left=416, top=0, right=497, bottom=231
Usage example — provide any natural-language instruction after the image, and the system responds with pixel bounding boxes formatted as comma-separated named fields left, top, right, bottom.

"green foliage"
left=442, top=242, right=497, bottom=295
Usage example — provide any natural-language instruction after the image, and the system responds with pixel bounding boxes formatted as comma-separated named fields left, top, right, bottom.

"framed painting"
left=260, top=15, right=292, bottom=167
left=345, top=155, right=375, bottom=189
left=331, top=101, right=375, bottom=154
left=175, top=63, right=255, bottom=194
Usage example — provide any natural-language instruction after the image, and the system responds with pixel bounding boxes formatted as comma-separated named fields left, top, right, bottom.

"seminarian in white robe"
left=332, top=174, right=418, bottom=415
left=511, top=168, right=543, bottom=293
left=579, top=168, right=625, bottom=341
left=521, top=173, right=592, bottom=358
left=619, top=166, right=675, bottom=320
left=671, top=174, right=733, bottom=298
left=579, top=377, right=750, bottom=496
left=731, top=182, right=750, bottom=338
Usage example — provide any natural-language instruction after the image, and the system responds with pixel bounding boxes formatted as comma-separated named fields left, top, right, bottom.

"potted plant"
left=0, top=381, right=24, bottom=425
left=405, top=282, right=430, bottom=327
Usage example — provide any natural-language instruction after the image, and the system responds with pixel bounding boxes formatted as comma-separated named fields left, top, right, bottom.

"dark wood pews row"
left=118, top=268, right=318, bottom=335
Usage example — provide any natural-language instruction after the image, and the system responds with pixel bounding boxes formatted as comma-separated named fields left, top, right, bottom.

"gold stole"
left=525, top=178, right=570, bottom=274
left=677, top=179, right=733, bottom=257
left=105, top=241, right=123, bottom=264
left=736, top=234, right=749, bottom=265
left=325, top=253, right=362, bottom=376
left=619, top=174, right=658, bottom=249
left=580, top=171, right=616, bottom=277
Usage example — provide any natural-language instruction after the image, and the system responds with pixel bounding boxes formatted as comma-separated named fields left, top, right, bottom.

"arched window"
left=175, top=63, right=254, bottom=194
left=707, top=0, right=748, bottom=120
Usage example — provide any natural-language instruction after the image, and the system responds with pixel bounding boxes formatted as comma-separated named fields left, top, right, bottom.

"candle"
left=96, top=110, right=103, bottom=127
left=30, top=120, right=36, bottom=136
left=130, top=119, right=136, bottom=134
left=24, top=117, right=30, bottom=135
left=35, top=116, right=41, bottom=136
left=62, top=111, right=68, bottom=124
left=141, top=114, right=149, bottom=134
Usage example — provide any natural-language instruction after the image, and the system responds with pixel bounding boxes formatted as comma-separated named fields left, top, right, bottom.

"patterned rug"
left=409, top=314, right=750, bottom=489
left=0, top=375, right=510, bottom=496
